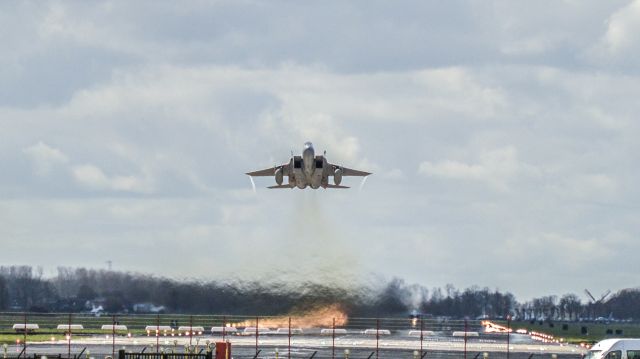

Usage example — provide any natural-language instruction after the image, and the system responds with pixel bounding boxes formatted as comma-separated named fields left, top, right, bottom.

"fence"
left=117, top=350, right=212, bottom=359
left=0, top=313, right=584, bottom=359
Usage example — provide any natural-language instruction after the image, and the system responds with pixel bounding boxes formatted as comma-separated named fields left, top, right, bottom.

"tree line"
left=0, top=265, right=638, bottom=321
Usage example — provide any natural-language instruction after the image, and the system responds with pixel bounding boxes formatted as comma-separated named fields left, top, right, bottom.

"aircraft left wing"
left=246, top=167, right=276, bottom=176
left=328, top=164, right=371, bottom=177
left=246, top=163, right=289, bottom=177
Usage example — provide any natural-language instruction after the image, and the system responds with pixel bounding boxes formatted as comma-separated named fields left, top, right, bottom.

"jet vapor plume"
left=233, top=304, right=348, bottom=328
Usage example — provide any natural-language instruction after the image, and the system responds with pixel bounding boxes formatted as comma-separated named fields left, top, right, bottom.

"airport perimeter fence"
left=0, top=313, right=584, bottom=359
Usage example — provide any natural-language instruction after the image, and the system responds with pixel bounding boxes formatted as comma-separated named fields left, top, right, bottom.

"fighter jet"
left=246, top=142, right=371, bottom=189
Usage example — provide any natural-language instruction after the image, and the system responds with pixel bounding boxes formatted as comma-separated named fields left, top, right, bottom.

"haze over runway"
left=0, top=1, right=639, bottom=300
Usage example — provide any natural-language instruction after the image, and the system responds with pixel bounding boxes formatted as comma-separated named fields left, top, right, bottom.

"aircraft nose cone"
left=303, top=147, right=314, bottom=157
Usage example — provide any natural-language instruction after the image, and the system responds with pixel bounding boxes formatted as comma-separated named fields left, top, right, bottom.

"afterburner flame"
left=235, top=304, right=348, bottom=328
left=482, top=320, right=512, bottom=333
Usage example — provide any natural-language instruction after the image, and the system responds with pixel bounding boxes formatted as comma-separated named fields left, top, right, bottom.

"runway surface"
left=9, top=332, right=586, bottom=359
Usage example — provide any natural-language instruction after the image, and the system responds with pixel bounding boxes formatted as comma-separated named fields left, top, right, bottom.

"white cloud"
left=72, top=164, right=152, bottom=193
left=550, top=173, right=619, bottom=203
left=2, top=1, right=640, bottom=300
left=591, top=0, right=640, bottom=62
left=604, top=1, right=640, bottom=52
left=380, top=168, right=405, bottom=181
left=23, top=141, right=69, bottom=175
left=418, top=147, right=537, bottom=191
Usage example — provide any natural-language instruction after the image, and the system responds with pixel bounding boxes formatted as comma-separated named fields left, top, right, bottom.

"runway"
left=10, top=332, right=586, bottom=359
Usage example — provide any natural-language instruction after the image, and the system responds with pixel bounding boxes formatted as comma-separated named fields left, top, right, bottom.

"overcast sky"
left=1, top=1, right=639, bottom=301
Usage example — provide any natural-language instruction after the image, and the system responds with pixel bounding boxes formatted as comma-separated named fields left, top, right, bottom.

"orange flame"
left=235, top=304, right=348, bottom=328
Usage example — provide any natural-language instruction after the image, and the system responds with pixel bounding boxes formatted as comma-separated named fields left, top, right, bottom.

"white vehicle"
left=585, top=339, right=640, bottom=359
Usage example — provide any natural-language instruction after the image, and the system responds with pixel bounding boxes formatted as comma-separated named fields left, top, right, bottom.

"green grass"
left=496, top=320, right=640, bottom=344
left=0, top=334, right=68, bottom=345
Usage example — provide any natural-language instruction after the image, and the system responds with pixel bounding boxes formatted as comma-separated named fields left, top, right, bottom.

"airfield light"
left=483, top=353, right=489, bottom=358
left=16, top=339, right=19, bottom=345
left=51, top=337, right=55, bottom=342
left=66, top=335, right=71, bottom=340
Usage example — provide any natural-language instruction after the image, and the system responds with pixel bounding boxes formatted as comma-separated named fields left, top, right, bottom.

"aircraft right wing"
left=328, top=164, right=371, bottom=177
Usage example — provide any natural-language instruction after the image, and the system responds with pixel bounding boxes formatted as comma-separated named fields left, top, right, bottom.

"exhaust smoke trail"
left=233, top=304, right=348, bottom=328
left=275, top=191, right=361, bottom=287
left=358, top=176, right=368, bottom=192
left=249, top=176, right=257, bottom=194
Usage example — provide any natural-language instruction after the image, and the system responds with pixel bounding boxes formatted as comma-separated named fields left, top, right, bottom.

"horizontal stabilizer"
left=326, top=184, right=350, bottom=189
left=267, top=184, right=294, bottom=189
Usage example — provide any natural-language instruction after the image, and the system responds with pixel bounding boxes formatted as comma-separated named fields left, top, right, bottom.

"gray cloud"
left=0, top=1, right=639, bottom=300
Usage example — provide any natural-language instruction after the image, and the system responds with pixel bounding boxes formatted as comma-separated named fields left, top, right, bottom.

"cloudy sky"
left=1, top=1, right=639, bottom=301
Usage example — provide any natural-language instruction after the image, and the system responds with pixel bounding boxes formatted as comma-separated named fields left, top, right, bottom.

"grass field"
left=2, top=313, right=640, bottom=346
left=0, top=333, right=67, bottom=345
left=496, top=320, right=640, bottom=344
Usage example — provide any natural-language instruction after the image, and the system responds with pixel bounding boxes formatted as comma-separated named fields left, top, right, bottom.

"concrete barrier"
left=452, top=331, right=479, bottom=337
left=364, top=329, right=391, bottom=335
left=320, top=328, right=347, bottom=335
left=56, top=324, right=84, bottom=330
left=211, top=326, right=238, bottom=334
left=145, top=325, right=172, bottom=332
left=408, top=330, right=435, bottom=337
left=101, top=325, right=128, bottom=331
left=13, top=324, right=39, bottom=332
left=178, top=326, right=205, bottom=334
left=275, top=327, right=303, bottom=335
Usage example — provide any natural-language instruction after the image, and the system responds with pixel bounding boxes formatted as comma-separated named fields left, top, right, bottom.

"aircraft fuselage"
left=292, top=142, right=326, bottom=189
left=246, top=141, right=370, bottom=189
